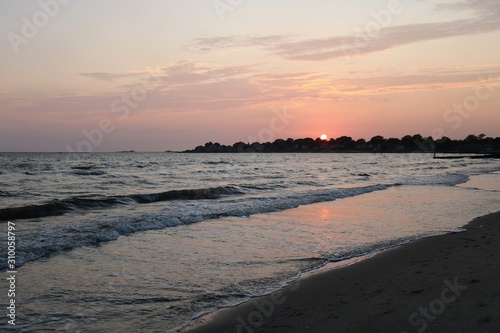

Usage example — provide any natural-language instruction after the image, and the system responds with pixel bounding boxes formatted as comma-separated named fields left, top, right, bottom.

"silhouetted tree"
left=493, top=137, right=500, bottom=150
left=436, top=136, right=453, bottom=152
left=186, top=134, right=500, bottom=153
left=401, top=135, right=416, bottom=151
left=369, top=135, right=386, bottom=151
left=273, top=139, right=287, bottom=151
left=386, top=138, right=401, bottom=151
left=466, top=134, right=478, bottom=143
left=335, top=136, right=355, bottom=150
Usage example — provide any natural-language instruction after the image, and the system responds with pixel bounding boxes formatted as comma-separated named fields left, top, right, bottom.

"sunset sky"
left=1, top=0, right=499, bottom=152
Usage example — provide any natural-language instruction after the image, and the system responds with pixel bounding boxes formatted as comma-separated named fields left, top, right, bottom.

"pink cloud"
left=188, top=0, right=500, bottom=61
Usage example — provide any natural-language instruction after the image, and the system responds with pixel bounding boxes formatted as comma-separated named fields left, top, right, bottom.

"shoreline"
left=183, top=211, right=500, bottom=333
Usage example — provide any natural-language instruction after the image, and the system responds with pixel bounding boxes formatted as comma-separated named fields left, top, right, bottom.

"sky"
left=1, top=0, right=499, bottom=152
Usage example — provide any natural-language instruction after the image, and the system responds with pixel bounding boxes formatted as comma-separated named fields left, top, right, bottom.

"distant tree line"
left=185, top=134, right=500, bottom=153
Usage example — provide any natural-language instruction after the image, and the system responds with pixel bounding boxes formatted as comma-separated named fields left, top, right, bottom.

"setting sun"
left=320, top=134, right=328, bottom=141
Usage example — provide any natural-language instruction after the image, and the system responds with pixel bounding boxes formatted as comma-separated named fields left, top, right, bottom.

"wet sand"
left=184, top=211, right=500, bottom=333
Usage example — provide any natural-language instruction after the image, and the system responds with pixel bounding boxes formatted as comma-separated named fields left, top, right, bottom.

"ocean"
left=1, top=152, right=499, bottom=332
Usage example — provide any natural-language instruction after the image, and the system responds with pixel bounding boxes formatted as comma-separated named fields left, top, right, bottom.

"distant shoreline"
left=184, top=135, right=500, bottom=154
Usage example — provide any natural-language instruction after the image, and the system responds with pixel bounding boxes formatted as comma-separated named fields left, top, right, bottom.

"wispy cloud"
left=79, top=72, right=142, bottom=83
left=436, top=0, right=499, bottom=14
left=9, top=62, right=500, bottom=121
left=332, top=69, right=500, bottom=96
left=186, top=35, right=292, bottom=53
left=188, top=0, right=500, bottom=61
left=276, top=18, right=500, bottom=61
left=82, top=62, right=259, bottom=88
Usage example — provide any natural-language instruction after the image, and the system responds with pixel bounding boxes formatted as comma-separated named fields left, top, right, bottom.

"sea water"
left=0, top=153, right=499, bottom=331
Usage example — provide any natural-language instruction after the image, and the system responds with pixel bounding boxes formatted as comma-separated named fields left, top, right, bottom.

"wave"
left=128, top=186, right=243, bottom=203
left=0, top=197, right=132, bottom=221
left=326, top=236, right=422, bottom=263
left=238, top=183, right=288, bottom=191
left=0, top=186, right=244, bottom=221
left=15, top=163, right=33, bottom=169
left=0, top=172, right=474, bottom=269
left=69, top=165, right=106, bottom=175
left=203, top=161, right=233, bottom=165
left=0, top=184, right=389, bottom=269
left=71, top=165, right=96, bottom=170
left=394, top=173, right=469, bottom=186
left=71, top=169, right=106, bottom=176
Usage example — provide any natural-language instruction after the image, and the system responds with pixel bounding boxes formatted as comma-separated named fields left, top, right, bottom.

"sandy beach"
left=184, top=211, right=500, bottom=333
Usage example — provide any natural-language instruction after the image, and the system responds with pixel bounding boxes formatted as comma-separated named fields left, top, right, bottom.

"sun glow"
left=320, top=134, right=328, bottom=140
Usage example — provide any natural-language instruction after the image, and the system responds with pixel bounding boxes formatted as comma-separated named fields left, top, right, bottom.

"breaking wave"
left=0, top=186, right=243, bottom=221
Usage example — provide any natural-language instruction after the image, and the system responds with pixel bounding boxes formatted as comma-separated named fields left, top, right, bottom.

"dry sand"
left=183, top=211, right=500, bottom=333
